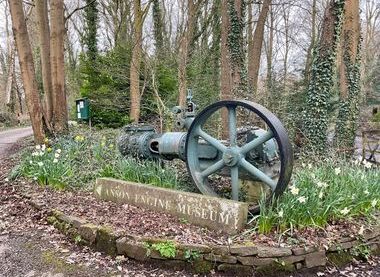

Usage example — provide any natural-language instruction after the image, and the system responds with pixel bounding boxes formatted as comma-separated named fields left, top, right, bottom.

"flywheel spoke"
left=231, top=166, right=239, bottom=201
left=240, top=158, right=276, bottom=191
left=196, top=128, right=227, bottom=153
left=228, top=106, right=237, bottom=146
left=200, top=159, right=225, bottom=178
left=240, top=130, right=273, bottom=154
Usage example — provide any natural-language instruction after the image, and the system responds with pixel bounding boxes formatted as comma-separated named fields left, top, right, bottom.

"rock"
left=281, top=255, right=305, bottom=264
left=211, top=245, right=230, bottom=255
left=292, top=246, right=317, bottom=256
left=116, top=237, right=149, bottom=261
left=230, top=244, right=258, bottom=256
left=204, top=253, right=237, bottom=264
left=192, top=260, right=214, bottom=274
left=55, top=212, right=86, bottom=229
left=95, top=226, right=118, bottom=256
left=94, top=178, right=248, bottom=234
left=149, top=249, right=167, bottom=260
left=295, top=262, right=303, bottom=270
left=305, top=251, right=326, bottom=268
left=78, top=223, right=97, bottom=244
left=217, top=263, right=253, bottom=276
left=257, top=246, right=292, bottom=258
left=363, top=227, right=380, bottom=240
left=177, top=243, right=212, bottom=254
left=326, top=252, right=353, bottom=267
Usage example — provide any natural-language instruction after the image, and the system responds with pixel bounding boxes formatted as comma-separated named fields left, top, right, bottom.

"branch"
left=65, top=0, right=97, bottom=21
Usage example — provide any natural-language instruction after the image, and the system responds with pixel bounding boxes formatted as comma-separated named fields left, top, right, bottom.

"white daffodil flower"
left=340, top=207, right=350, bottom=215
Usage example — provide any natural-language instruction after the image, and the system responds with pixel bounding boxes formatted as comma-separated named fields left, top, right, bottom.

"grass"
left=12, top=125, right=183, bottom=190
left=255, top=159, right=379, bottom=234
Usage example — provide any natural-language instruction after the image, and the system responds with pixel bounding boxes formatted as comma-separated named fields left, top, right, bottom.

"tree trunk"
left=220, top=0, right=246, bottom=137
left=220, top=0, right=246, bottom=100
left=8, top=0, right=46, bottom=143
left=129, top=0, right=143, bottom=122
left=303, top=0, right=346, bottom=152
left=266, top=6, right=274, bottom=93
left=304, top=0, right=317, bottom=83
left=50, top=0, right=68, bottom=134
left=248, top=0, right=271, bottom=95
left=178, top=0, right=199, bottom=106
left=282, top=4, right=290, bottom=90
left=36, top=0, right=53, bottom=123
left=334, top=0, right=361, bottom=149
left=4, top=47, right=15, bottom=108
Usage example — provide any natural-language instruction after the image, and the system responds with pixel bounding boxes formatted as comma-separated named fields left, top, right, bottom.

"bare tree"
left=129, top=0, right=151, bottom=122
left=50, top=0, right=68, bottom=133
left=8, top=0, right=46, bottom=143
left=177, top=0, right=201, bottom=106
left=36, top=0, right=53, bottom=122
left=248, top=0, right=271, bottom=95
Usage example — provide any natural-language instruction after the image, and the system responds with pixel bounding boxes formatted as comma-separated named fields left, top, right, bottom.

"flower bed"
left=25, top=195, right=380, bottom=275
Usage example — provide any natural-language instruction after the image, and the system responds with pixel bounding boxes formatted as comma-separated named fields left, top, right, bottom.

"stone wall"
left=36, top=203, right=380, bottom=276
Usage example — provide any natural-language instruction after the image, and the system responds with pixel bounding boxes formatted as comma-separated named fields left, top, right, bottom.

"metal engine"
left=117, top=90, right=293, bottom=211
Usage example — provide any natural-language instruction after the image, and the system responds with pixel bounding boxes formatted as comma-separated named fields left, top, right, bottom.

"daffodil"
left=363, top=160, right=372, bottom=169
left=56, top=149, right=62, bottom=154
left=41, top=144, right=46, bottom=151
left=317, top=181, right=328, bottom=188
left=278, top=209, right=284, bottom=218
left=47, top=147, right=53, bottom=153
left=334, top=167, right=341, bottom=175
left=371, top=199, right=378, bottom=208
left=44, top=137, right=49, bottom=144
left=340, top=207, right=350, bottom=215
left=35, top=145, right=41, bottom=150
left=364, top=189, right=369, bottom=195
left=290, top=186, right=299, bottom=195
left=53, top=158, right=58, bottom=163
left=55, top=153, right=60, bottom=158
left=297, top=196, right=307, bottom=203
left=318, top=191, right=324, bottom=199
left=37, top=162, right=44, bottom=167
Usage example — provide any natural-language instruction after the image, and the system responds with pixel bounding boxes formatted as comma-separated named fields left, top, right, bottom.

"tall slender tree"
left=303, top=0, right=346, bottom=152
left=50, top=0, right=68, bottom=133
left=129, top=0, right=151, bottom=122
left=36, top=0, right=53, bottom=123
left=334, top=0, right=361, bottom=149
left=8, top=0, right=46, bottom=143
left=248, top=0, right=271, bottom=95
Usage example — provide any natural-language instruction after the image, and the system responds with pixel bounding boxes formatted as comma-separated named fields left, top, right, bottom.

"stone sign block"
left=94, top=178, right=248, bottom=234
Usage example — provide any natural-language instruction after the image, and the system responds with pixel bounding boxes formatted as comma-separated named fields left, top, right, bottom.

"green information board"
left=76, top=98, right=90, bottom=120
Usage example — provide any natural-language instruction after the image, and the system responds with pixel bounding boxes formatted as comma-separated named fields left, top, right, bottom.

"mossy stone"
left=327, top=252, right=353, bottom=267
left=95, top=226, right=117, bottom=256
left=192, top=259, right=214, bottom=274
left=256, top=261, right=295, bottom=275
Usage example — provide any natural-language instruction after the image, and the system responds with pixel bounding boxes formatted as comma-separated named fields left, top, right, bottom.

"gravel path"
left=0, top=127, right=33, bottom=160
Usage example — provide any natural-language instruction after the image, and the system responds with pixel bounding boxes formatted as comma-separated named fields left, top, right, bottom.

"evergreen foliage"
left=303, top=0, right=346, bottom=153
left=335, top=42, right=362, bottom=149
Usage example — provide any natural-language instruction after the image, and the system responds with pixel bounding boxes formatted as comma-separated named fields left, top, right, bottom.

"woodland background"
left=0, top=0, right=379, bottom=153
